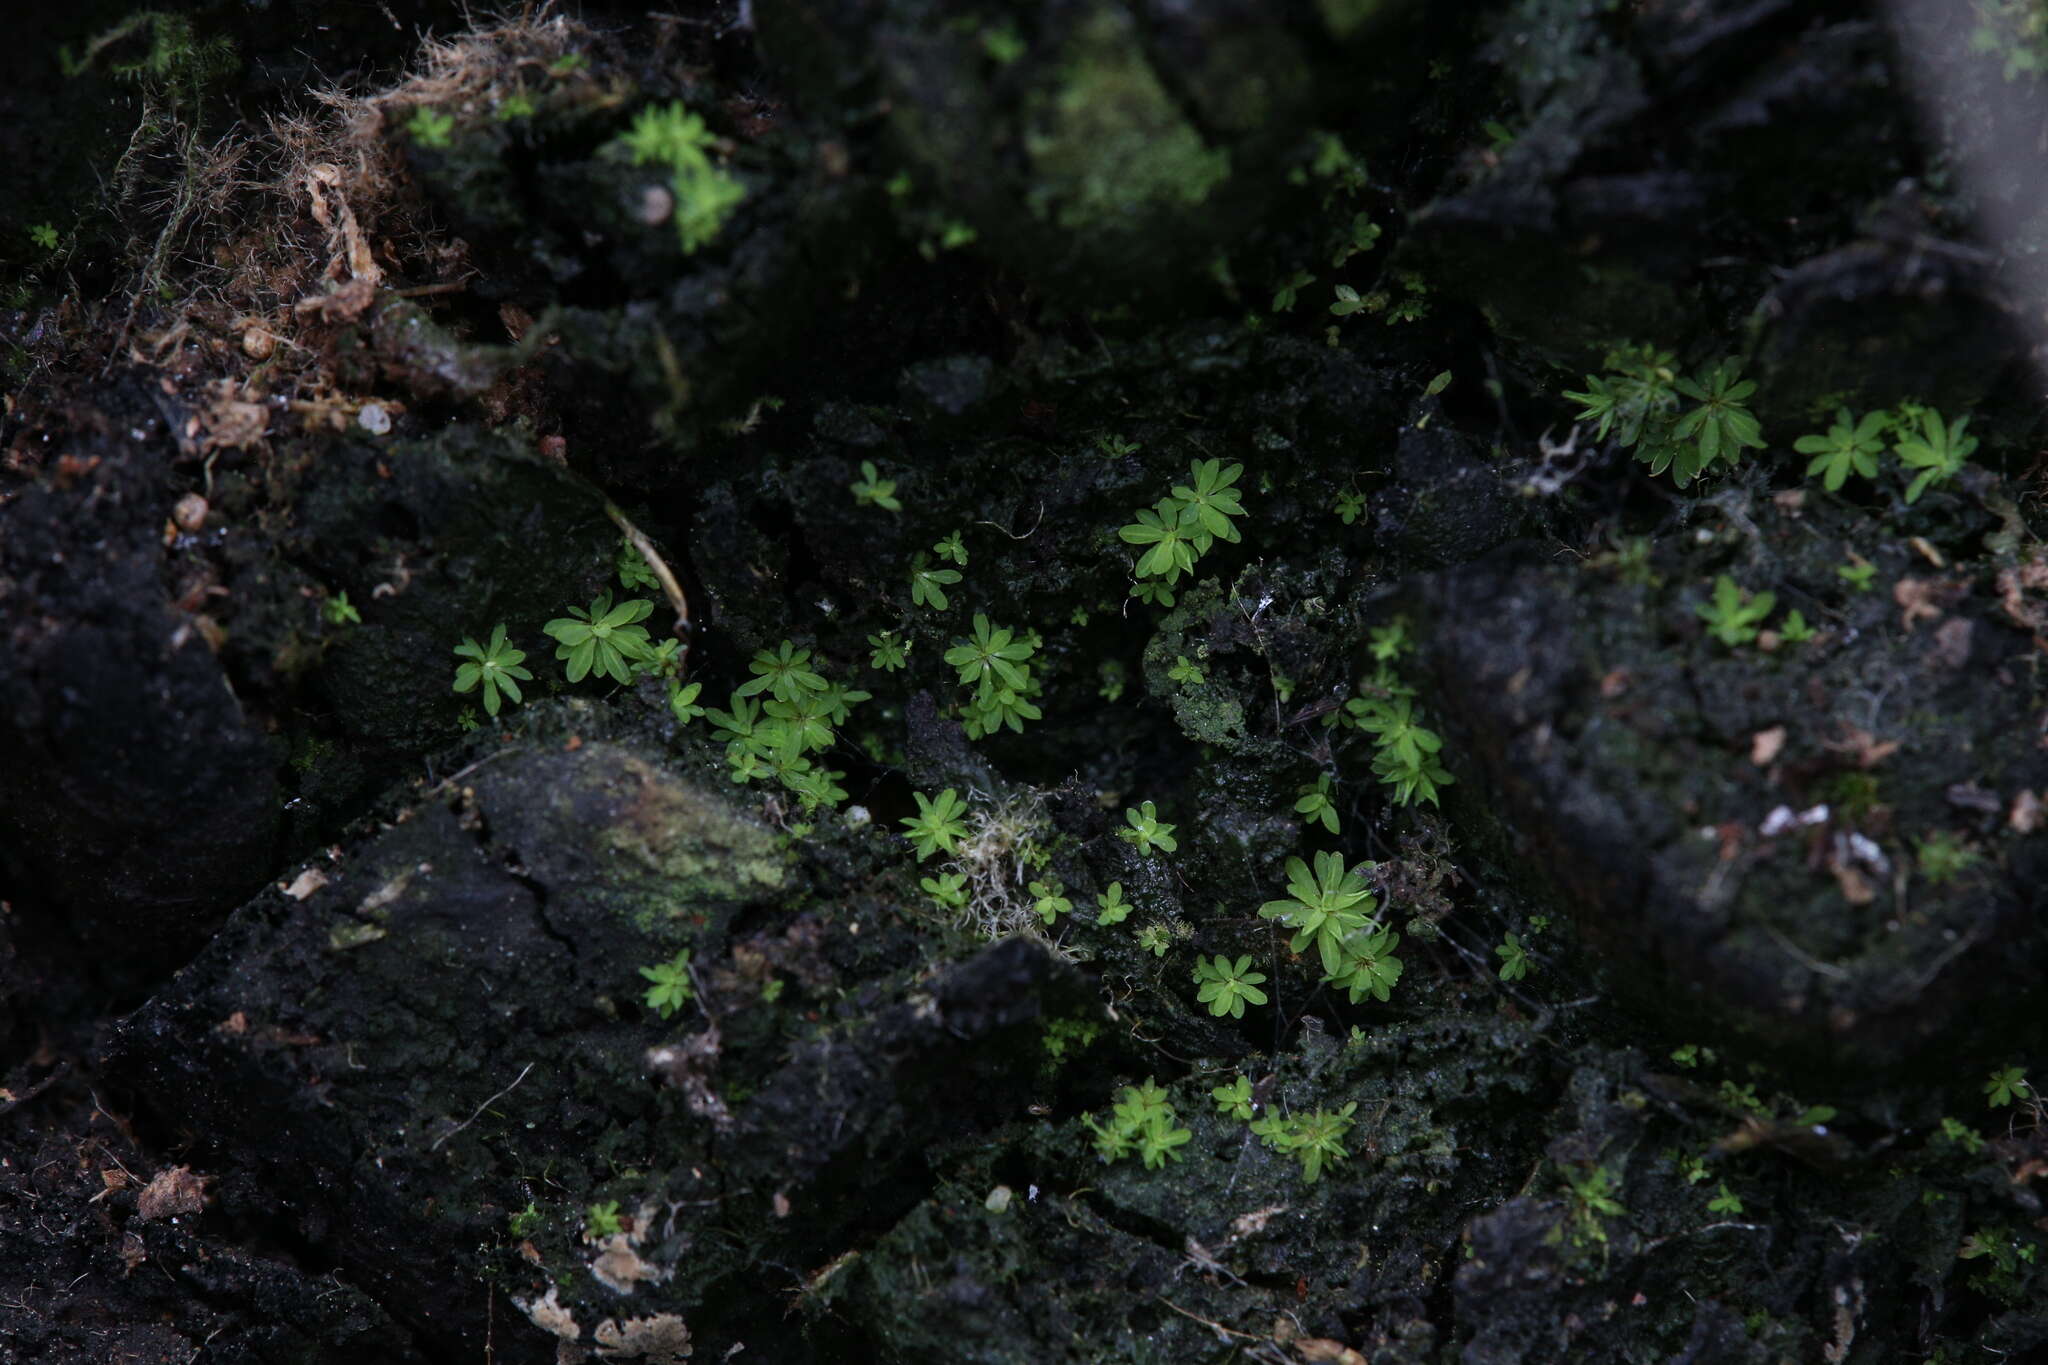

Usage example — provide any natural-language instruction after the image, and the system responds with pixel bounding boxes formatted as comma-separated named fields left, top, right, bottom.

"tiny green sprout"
left=1940, top=1116, right=1986, bottom=1154
left=1252, top=1102, right=1358, bottom=1183
left=495, top=91, right=536, bottom=121
left=1796, top=407, right=1888, bottom=491
left=902, top=788, right=970, bottom=861
left=981, top=23, right=1026, bottom=64
left=1695, top=575, right=1776, bottom=647
left=618, top=537, right=660, bottom=591
left=933, top=531, right=967, bottom=565
left=1095, top=882, right=1131, bottom=926
left=867, top=631, right=909, bottom=671
left=1333, top=490, right=1365, bottom=524
left=1350, top=696, right=1453, bottom=805
left=1369, top=619, right=1411, bottom=662
left=621, top=101, right=745, bottom=253
left=1985, top=1066, right=2032, bottom=1108
left=1424, top=370, right=1453, bottom=397
left=1836, top=554, right=1877, bottom=593
left=1130, top=580, right=1175, bottom=608
left=1332, top=213, right=1381, bottom=267
left=1120, top=801, right=1178, bottom=855
left=921, top=871, right=968, bottom=909
left=761, top=978, right=785, bottom=1003
left=508, top=1202, right=541, bottom=1238
left=667, top=680, right=706, bottom=725
left=909, top=555, right=962, bottom=610
left=1212, top=1075, right=1255, bottom=1120
left=639, top=948, right=694, bottom=1019
left=453, top=625, right=534, bottom=717
left=543, top=593, right=656, bottom=684
left=1167, top=655, right=1205, bottom=687
left=1917, top=831, right=1981, bottom=885
left=1097, top=433, right=1142, bottom=459
left=585, top=1201, right=624, bottom=1240
left=407, top=106, right=455, bottom=148
left=548, top=52, right=588, bottom=76
left=1136, top=923, right=1172, bottom=956
left=1294, top=775, right=1340, bottom=834
left=1894, top=406, right=1979, bottom=503
left=1272, top=269, right=1317, bottom=313
left=1707, top=1183, right=1744, bottom=1216
left=29, top=223, right=59, bottom=251
left=1030, top=879, right=1073, bottom=926
left=1670, top=1043, right=1711, bottom=1069
left=1193, top=954, right=1269, bottom=1019
left=1330, top=284, right=1365, bottom=317
left=1672, top=357, right=1766, bottom=468
left=1259, top=851, right=1378, bottom=977
left=946, top=614, right=1034, bottom=694
left=736, top=639, right=828, bottom=703
left=851, top=460, right=902, bottom=512
left=1777, top=609, right=1817, bottom=644
left=1495, top=931, right=1531, bottom=982
left=323, top=591, right=361, bottom=626
left=1120, top=501, right=1199, bottom=582
left=1325, top=926, right=1402, bottom=1004
left=1171, top=459, right=1247, bottom=544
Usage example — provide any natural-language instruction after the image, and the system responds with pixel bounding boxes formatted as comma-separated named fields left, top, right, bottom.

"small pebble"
left=172, top=493, right=208, bottom=532
left=358, top=403, right=392, bottom=435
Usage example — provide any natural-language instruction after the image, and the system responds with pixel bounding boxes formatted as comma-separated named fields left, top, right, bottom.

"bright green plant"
left=543, top=593, right=655, bottom=684
left=495, top=91, right=535, bottom=121
left=901, top=788, right=970, bottom=861
left=1252, top=1102, right=1358, bottom=1183
left=1193, top=954, right=1269, bottom=1018
left=1120, top=501, right=1200, bottom=582
left=617, top=537, right=660, bottom=591
left=1136, top=923, right=1172, bottom=956
left=909, top=555, right=961, bottom=610
left=407, top=106, right=454, bottom=148
left=946, top=615, right=1034, bottom=693
left=1259, top=851, right=1378, bottom=976
left=1707, top=1183, right=1744, bottom=1216
left=933, top=531, right=967, bottom=565
left=921, top=871, right=968, bottom=909
left=1167, top=655, right=1205, bottom=687
left=452, top=624, right=534, bottom=716
left=1171, top=458, right=1247, bottom=543
left=735, top=639, right=827, bottom=702
left=850, top=460, right=901, bottom=512
left=1095, top=882, right=1131, bottom=926
left=323, top=591, right=361, bottom=626
left=1562, top=1166, right=1625, bottom=1246
left=1272, top=269, right=1316, bottom=312
left=1120, top=458, right=1248, bottom=595
left=29, top=223, right=59, bottom=251
left=1796, top=407, right=1888, bottom=491
left=1565, top=346, right=1763, bottom=486
left=1333, top=490, right=1365, bottom=524
left=1030, top=879, right=1073, bottom=926
left=666, top=680, right=706, bottom=724
left=1496, top=931, right=1532, bottom=982
left=1778, top=609, right=1817, bottom=643
left=1295, top=775, right=1340, bottom=834
left=867, top=631, right=909, bottom=671
left=585, top=1201, right=624, bottom=1240
left=1348, top=694, right=1453, bottom=806
left=621, top=101, right=745, bottom=253
left=1083, top=1079, right=1192, bottom=1170
left=1837, top=555, right=1877, bottom=592
left=1895, top=406, right=1979, bottom=502
left=1212, top=1075, right=1254, bottom=1119
left=1986, top=1066, right=2033, bottom=1108
left=1695, top=575, right=1775, bottom=647
left=1330, top=284, right=1365, bottom=317
left=1325, top=926, right=1402, bottom=1003
left=1097, top=433, right=1141, bottom=459
left=1120, top=801, right=1178, bottom=855
left=639, top=948, right=694, bottom=1019
left=1918, top=831, right=1981, bottom=885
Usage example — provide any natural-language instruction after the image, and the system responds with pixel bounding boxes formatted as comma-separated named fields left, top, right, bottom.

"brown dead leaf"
left=1830, top=861, right=1876, bottom=906
left=1826, top=726, right=1900, bottom=769
left=1931, top=617, right=1974, bottom=669
left=2011, top=790, right=2043, bottom=834
left=1296, top=1340, right=1369, bottom=1365
left=120, top=1232, right=147, bottom=1274
left=1893, top=577, right=1943, bottom=630
left=282, top=868, right=329, bottom=900
left=136, top=1165, right=210, bottom=1222
left=1909, top=535, right=1947, bottom=568
left=1599, top=668, right=1631, bottom=699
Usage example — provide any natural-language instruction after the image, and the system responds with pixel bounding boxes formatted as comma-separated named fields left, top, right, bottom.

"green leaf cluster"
left=1118, top=459, right=1246, bottom=606
left=452, top=624, right=534, bottom=716
left=638, top=948, right=694, bottom=1019
left=1346, top=690, right=1453, bottom=806
left=1564, top=347, right=1764, bottom=486
left=1192, top=954, right=1269, bottom=1018
left=1083, top=1079, right=1193, bottom=1170
left=1694, top=575, right=1775, bottom=647
left=1119, top=801, right=1178, bottom=855
left=705, top=641, right=865, bottom=811
left=900, top=788, right=970, bottom=861
left=543, top=592, right=656, bottom=684
left=620, top=101, right=745, bottom=253
left=944, top=614, right=1043, bottom=738
left=1251, top=1101, right=1358, bottom=1183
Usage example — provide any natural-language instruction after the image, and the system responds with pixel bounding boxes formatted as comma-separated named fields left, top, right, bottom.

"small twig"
left=605, top=502, right=692, bottom=652
left=974, top=502, right=1045, bottom=540
left=430, top=1062, right=535, bottom=1151
left=1155, top=1296, right=1260, bottom=1343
